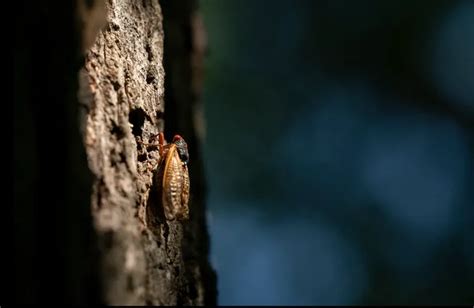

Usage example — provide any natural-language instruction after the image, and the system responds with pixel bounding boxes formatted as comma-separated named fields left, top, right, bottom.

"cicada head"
left=172, top=134, right=189, bottom=165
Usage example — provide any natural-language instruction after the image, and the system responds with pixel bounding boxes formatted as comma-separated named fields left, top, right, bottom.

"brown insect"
left=141, top=132, right=190, bottom=221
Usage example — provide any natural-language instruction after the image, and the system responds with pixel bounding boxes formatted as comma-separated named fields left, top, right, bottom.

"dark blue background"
left=200, top=0, right=474, bottom=304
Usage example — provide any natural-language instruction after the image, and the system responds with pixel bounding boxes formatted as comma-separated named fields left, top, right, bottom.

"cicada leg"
left=158, top=132, right=165, bottom=157
left=137, top=133, right=167, bottom=151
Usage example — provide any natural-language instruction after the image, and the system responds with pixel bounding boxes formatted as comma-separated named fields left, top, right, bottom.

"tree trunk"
left=79, top=0, right=216, bottom=305
left=14, top=0, right=216, bottom=305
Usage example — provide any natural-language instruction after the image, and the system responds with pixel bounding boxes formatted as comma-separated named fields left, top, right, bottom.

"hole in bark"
left=174, top=266, right=180, bottom=276
left=111, top=80, right=120, bottom=91
left=146, top=71, right=155, bottom=85
left=119, top=152, right=126, bottom=163
left=129, top=108, right=146, bottom=137
left=137, top=153, right=147, bottom=162
left=111, top=123, right=125, bottom=139
left=110, top=22, right=120, bottom=31
left=158, top=263, right=164, bottom=270
left=155, top=110, right=164, bottom=120
left=145, top=43, right=153, bottom=62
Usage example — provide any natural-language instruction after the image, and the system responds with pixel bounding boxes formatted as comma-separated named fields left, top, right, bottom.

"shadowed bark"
left=161, top=0, right=217, bottom=305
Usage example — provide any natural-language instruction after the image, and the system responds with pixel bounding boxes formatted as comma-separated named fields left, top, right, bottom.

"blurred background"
left=199, top=0, right=474, bottom=305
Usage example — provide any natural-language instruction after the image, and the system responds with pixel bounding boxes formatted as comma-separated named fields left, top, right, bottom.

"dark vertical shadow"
left=14, top=0, right=101, bottom=304
left=161, top=0, right=218, bottom=305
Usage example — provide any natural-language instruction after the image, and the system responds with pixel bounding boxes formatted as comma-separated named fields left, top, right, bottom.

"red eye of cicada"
left=172, top=135, right=190, bottom=165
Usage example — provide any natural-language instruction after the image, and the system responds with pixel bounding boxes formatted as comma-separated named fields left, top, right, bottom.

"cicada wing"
left=180, top=164, right=190, bottom=220
left=162, top=145, right=190, bottom=220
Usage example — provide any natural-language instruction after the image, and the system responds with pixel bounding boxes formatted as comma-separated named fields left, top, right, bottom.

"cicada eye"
left=174, top=137, right=189, bottom=164
left=179, top=151, right=189, bottom=165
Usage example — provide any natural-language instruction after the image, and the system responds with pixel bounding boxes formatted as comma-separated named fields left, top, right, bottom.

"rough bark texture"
left=78, top=0, right=216, bottom=305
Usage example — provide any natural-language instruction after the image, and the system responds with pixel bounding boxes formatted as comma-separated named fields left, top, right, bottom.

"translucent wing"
left=180, top=164, right=190, bottom=219
left=162, top=144, right=190, bottom=220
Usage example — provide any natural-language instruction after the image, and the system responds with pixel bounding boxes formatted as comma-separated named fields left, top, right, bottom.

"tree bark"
left=79, top=0, right=215, bottom=305
left=14, top=0, right=215, bottom=305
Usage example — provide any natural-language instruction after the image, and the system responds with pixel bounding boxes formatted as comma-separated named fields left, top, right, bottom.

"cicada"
left=142, top=132, right=190, bottom=221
